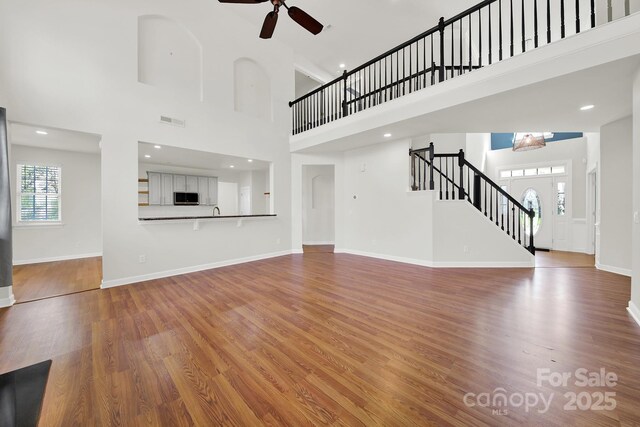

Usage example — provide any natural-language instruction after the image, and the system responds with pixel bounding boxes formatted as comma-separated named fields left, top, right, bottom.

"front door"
left=510, top=177, right=554, bottom=250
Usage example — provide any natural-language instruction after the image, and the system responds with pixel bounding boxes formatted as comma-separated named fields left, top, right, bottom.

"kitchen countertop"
left=138, top=214, right=277, bottom=221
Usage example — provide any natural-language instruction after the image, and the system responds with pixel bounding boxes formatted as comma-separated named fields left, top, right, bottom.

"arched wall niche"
left=233, top=57, right=271, bottom=121
left=138, top=15, right=203, bottom=101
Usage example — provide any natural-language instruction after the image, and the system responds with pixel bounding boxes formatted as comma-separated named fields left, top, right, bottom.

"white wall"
left=599, top=117, right=633, bottom=275
left=465, top=133, right=491, bottom=173
left=0, top=0, right=294, bottom=287
left=10, top=145, right=102, bottom=263
left=302, top=165, right=335, bottom=245
left=340, top=139, right=532, bottom=266
left=630, top=70, right=640, bottom=323
left=251, top=170, right=269, bottom=215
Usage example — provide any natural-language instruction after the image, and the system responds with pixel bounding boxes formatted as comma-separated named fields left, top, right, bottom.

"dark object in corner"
left=0, top=360, right=52, bottom=427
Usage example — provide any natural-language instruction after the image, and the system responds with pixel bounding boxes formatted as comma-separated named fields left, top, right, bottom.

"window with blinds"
left=17, top=164, right=61, bottom=222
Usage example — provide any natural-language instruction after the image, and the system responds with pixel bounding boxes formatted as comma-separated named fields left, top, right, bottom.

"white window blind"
left=17, top=164, right=61, bottom=222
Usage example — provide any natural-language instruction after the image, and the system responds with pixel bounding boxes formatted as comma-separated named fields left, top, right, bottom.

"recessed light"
left=154, top=145, right=161, bottom=149
left=339, top=63, right=346, bottom=69
left=384, top=133, right=392, bottom=138
left=580, top=104, right=595, bottom=111
left=230, top=165, right=235, bottom=168
left=144, top=154, right=151, bottom=158
left=36, top=130, right=48, bottom=135
left=248, top=159, right=253, bottom=163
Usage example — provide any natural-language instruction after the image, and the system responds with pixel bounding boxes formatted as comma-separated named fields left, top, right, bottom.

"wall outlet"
left=276, top=238, right=281, bottom=244
left=463, top=245, right=470, bottom=254
left=635, top=211, right=640, bottom=224
left=139, top=255, right=146, bottom=263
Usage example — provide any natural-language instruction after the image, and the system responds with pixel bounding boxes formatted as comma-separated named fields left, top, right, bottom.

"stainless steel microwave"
left=173, top=192, right=199, bottom=205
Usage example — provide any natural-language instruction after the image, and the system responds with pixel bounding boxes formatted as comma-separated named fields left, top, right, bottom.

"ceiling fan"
left=218, top=0, right=323, bottom=39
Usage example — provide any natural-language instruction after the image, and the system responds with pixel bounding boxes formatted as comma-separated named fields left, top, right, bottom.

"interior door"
left=510, top=177, right=553, bottom=250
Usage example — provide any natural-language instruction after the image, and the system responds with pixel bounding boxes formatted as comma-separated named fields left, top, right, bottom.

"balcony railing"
left=289, top=0, right=632, bottom=135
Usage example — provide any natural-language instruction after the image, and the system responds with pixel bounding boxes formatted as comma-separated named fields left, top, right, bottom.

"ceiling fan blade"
left=260, top=11, right=278, bottom=39
left=287, top=6, right=323, bottom=35
left=218, top=0, right=269, bottom=3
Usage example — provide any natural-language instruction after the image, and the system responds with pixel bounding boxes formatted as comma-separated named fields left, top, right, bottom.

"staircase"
left=289, top=0, right=633, bottom=135
left=410, top=143, right=536, bottom=255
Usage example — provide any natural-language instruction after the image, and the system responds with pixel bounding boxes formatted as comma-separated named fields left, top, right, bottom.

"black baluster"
left=402, top=47, right=406, bottom=95
left=507, top=201, right=510, bottom=235
left=460, top=19, right=464, bottom=75
left=451, top=23, right=455, bottom=78
left=510, top=0, right=515, bottom=57
left=518, top=208, right=522, bottom=244
left=590, top=0, right=595, bottom=29
left=521, top=0, right=526, bottom=52
left=469, top=14, right=473, bottom=72
left=489, top=3, right=493, bottom=64
left=484, top=181, right=487, bottom=216
left=409, top=43, right=413, bottom=93
left=496, top=190, right=500, bottom=226
left=534, top=0, right=539, bottom=47
left=499, top=0, right=504, bottom=60
left=547, top=0, right=551, bottom=43
left=429, top=143, right=435, bottom=190
left=478, top=10, right=482, bottom=68
left=431, top=34, right=435, bottom=85
left=561, top=0, right=566, bottom=38
left=411, top=152, right=416, bottom=190
left=529, top=211, right=535, bottom=254
left=490, top=186, right=493, bottom=221
left=459, top=150, right=465, bottom=200
left=445, top=157, right=449, bottom=199
left=576, top=0, right=581, bottom=33
left=512, top=206, right=516, bottom=240
left=439, top=158, right=443, bottom=199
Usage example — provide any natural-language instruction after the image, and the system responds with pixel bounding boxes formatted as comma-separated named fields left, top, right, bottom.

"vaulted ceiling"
left=220, top=0, right=477, bottom=80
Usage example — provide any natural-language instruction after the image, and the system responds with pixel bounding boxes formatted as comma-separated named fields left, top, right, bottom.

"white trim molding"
left=335, top=249, right=534, bottom=268
left=595, top=263, right=632, bottom=277
left=0, top=286, right=15, bottom=308
left=101, top=250, right=293, bottom=289
left=13, top=252, right=102, bottom=266
left=302, top=241, right=335, bottom=245
left=628, top=301, right=640, bottom=327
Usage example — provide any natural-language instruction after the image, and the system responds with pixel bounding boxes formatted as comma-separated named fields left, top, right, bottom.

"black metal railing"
left=410, top=143, right=536, bottom=254
left=290, top=0, right=631, bottom=135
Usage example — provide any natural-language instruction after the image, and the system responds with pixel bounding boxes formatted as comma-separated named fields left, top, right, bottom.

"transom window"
left=500, top=165, right=565, bottom=178
left=17, top=164, right=61, bottom=222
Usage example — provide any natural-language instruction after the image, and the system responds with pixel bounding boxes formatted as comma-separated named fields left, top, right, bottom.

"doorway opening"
left=9, top=122, right=103, bottom=302
left=302, top=165, right=335, bottom=253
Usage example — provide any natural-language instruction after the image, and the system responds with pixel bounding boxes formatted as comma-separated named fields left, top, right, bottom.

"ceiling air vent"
left=159, top=115, right=186, bottom=128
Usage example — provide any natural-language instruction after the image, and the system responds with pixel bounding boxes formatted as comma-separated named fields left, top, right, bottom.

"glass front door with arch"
left=500, top=164, right=569, bottom=251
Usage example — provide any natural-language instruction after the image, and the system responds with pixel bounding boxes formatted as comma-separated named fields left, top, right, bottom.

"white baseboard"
left=335, top=249, right=434, bottom=267
left=0, top=286, right=15, bottom=308
left=101, top=250, right=293, bottom=289
left=628, top=301, right=640, bottom=327
left=335, top=249, right=534, bottom=268
left=291, top=249, right=304, bottom=254
left=302, top=241, right=335, bottom=245
left=13, top=252, right=102, bottom=266
left=595, top=263, right=632, bottom=277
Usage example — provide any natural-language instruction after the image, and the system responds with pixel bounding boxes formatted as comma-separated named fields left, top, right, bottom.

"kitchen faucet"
left=212, top=206, right=220, bottom=216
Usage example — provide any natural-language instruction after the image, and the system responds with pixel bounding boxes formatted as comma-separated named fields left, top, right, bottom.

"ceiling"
left=221, top=0, right=475, bottom=81
left=138, top=142, right=270, bottom=172
left=9, top=122, right=101, bottom=154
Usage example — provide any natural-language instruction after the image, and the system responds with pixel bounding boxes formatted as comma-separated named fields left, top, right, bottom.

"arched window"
left=521, top=188, right=542, bottom=235
left=138, top=15, right=202, bottom=100
left=233, top=58, right=271, bottom=120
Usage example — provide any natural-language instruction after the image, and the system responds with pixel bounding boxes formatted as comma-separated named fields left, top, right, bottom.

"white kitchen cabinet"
left=208, top=177, right=218, bottom=206
left=197, top=176, right=209, bottom=205
left=173, top=175, right=186, bottom=192
left=186, top=175, right=198, bottom=193
left=161, top=173, right=174, bottom=205
left=148, top=172, right=162, bottom=205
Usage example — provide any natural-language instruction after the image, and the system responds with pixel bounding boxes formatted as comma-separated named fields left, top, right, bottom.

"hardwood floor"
left=302, top=245, right=335, bottom=253
left=12, top=257, right=102, bottom=303
left=535, top=250, right=595, bottom=268
left=1, top=253, right=639, bottom=426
